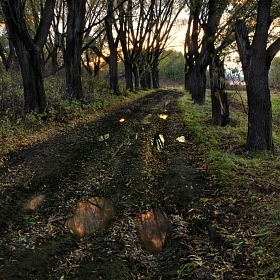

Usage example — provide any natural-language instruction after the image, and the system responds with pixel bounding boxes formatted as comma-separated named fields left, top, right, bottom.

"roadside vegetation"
left=179, top=88, right=280, bottom=276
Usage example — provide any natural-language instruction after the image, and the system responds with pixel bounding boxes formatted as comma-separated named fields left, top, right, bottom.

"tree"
left=0, top=0, right=56, bottom=114
left=81, top=0, right=107, bottom=77
left=208, top=0, right=257, bottom=126
left=208, top=3, right=238, bottom=126
left=158, top=50, right=185, bottom=84
left=116, top=0, right=158, bottom=91
left=209, top=56, right=229, bottom=126
left=146, top=0, right=185, bottom=89
left=235, top=0, right=280, bottom=151
left=0, top=33, right=18, bottom=72
left=65, top=0, right=87, bottom=100
left=104, top=0, right=120, bottom=94
left=43, top=0, right=67, bottom=77
left=115, top=0, right=184, bottom=91
left=184, top=0, right=228, bottom=104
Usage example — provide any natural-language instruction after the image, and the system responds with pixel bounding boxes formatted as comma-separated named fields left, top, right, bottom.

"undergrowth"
left=0, top=74, right=153, bottom=166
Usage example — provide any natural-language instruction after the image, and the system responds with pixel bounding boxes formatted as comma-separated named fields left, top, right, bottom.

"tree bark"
left=1, top=0, right=55, bottom=114
left=105, top=0, right=119, bottom=95
left=0, top=40, right=18, bottom=72
left=65, top=0, right=86, bottom=100
left=184, top=1, right=209, bottom=104
left=152, top=58, right=159, bottom=89
left=184, top=0, right=225, bottom=105
left=210, top=57, right=229, bottom=126
left=187, top=64, right=206, bottom=104
left=235, top=0, right=280, bottom=151
left=124, top=62, right=134, bottom=91
left=133, top=63, right=140, bottom=91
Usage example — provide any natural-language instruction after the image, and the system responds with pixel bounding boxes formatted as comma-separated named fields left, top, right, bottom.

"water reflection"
left=98, top=133, right=110, bottom=142
left=152, top=133, right=165, bottom=151
left=176, top=135, right=187, bottom=143
left=138, top=209, right=169, bottom=254
left=159, top=114, right=168, bottom=120
left=24, top=194, right=46, bottom=211
left=65, top=197, right=114, bottom=238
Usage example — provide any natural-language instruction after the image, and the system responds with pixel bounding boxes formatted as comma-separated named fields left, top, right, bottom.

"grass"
left=178, top=89, right=280, bottom=276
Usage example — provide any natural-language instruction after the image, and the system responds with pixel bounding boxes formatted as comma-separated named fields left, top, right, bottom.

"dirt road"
left=0, top=90, right=240, bottom=279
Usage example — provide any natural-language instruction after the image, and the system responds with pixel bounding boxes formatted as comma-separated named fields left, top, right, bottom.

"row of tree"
left=0, top=0, right=280, bottom=151
left=0, top=0, right=185, bottom=113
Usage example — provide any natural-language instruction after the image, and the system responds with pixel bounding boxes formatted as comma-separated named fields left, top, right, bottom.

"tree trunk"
left=7, top=39, right=46, bottom=114
left=184, top=0, right=224, bottom=105
left=124, top=62, right=134, bottom=91
left=21, top=48, right=46, bottom=114
left=184, top=62, right=190, bottom=91
left=140, top=72, right=148, bottom=90
left=1, top=0, right=55, bottom=114
left=51, top=45, right=59, bottom=74
left=65, top=0, right=86, bottom=100
left=186, top=64, right=206, bottom=105
left=105, top=0, right=119, bottom=95
left=246, top=55, right=272, bottom=150
left=94, top=59, right=101, bottom=77
left=108, top=51, right=119, bottom=94
left=210, top=57, right=229, bottom=126
left=133, top=64, right=140, bottom=91
left=234, top=0, right=279, bottom=151
left=152, top=59, right=159, bottom=89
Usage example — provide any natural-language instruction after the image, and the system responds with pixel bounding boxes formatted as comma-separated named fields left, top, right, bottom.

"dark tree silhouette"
left=235, top=0, right=280, bottom=150
left=184, top=0, right=231, bottom=105
left=209, top=56, right=229, bottom=126
left=65, top=0, right=87, bottom=100
left=1, top=0, right=56, bottom=114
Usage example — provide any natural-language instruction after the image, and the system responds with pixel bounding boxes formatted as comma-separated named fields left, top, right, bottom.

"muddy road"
left=0, top=90, right=242, bottom=279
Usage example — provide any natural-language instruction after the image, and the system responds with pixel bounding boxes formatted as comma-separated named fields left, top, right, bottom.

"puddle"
left=65, top=197, right=114, bottom=238
left=138, top=209, right=169, bottom=254
left=176, top=135, right=187, bottom=143
left=98, top=133, right=110, bottom=141
left=152, top=133, right=164, bottom=151
left=24, top=194, right=46, bottom=211
left=159, top=114, right=168, bottom=120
